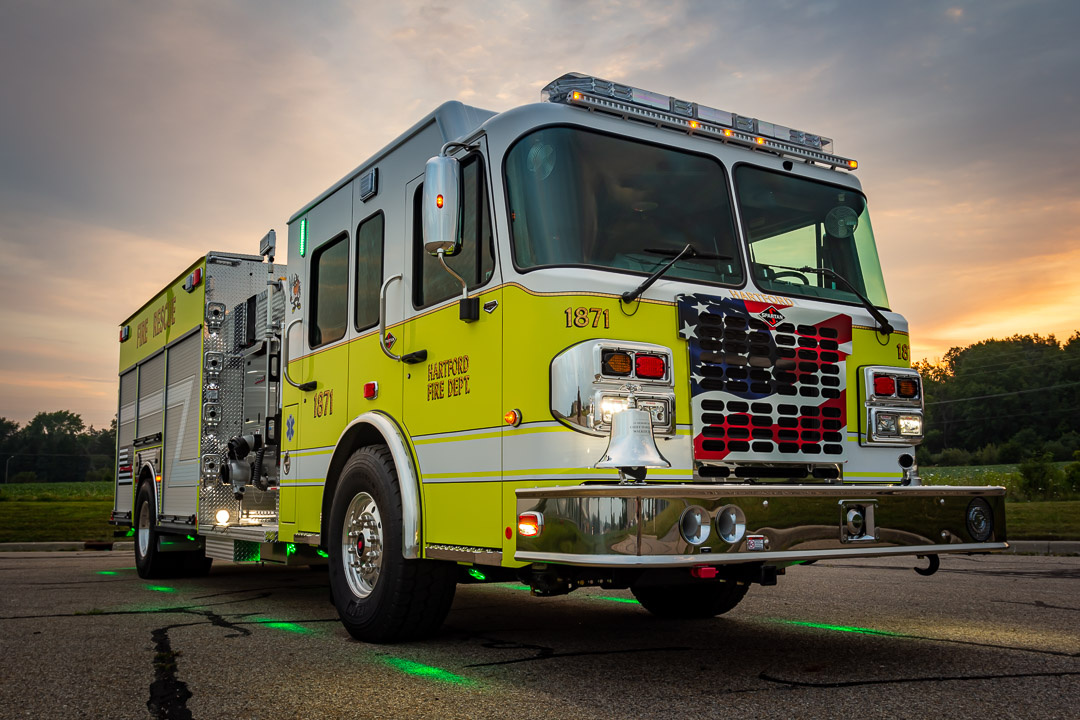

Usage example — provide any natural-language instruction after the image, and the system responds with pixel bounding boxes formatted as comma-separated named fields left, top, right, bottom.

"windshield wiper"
left=622, top=244, right=733, bottom=304
left=795, top=265, right=894, bottom=335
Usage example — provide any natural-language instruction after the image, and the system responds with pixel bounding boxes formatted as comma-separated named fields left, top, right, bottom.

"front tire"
left=631, top=581, right=749, bottom=619
left=328, top=446, right=456, bottom=643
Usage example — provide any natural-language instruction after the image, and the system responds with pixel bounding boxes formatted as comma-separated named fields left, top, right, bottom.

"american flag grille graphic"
left=677, top=294, right=852, bottom=466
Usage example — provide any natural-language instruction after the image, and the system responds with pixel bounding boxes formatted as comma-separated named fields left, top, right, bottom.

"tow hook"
left=914, top=554, right=940, bottom=576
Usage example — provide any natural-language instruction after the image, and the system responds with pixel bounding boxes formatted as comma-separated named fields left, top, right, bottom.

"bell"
left=595, top=404, right=670, bottom=479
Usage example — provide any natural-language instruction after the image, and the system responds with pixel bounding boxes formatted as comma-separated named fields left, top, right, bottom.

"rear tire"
left=328, top=445, right=456, bottom=643
left=133, top=481, right=212, bottom=579
left=631, top=581, right=749, bottom=619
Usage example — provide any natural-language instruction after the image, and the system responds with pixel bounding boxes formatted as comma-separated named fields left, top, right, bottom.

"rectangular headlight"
left=899, top=414, right=923, bottom=436
left=874, top=411, right=899, bottom=437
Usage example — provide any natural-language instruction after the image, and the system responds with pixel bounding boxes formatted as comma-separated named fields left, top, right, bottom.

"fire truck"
left=112, top=73, right=1006, bottom=642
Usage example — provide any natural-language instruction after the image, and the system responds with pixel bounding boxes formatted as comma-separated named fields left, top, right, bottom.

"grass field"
left=0, top=480, right=112, bottom=502
left=0, top=500, right=118, bottom=543
left=1, top=479, right=1077, bottom=542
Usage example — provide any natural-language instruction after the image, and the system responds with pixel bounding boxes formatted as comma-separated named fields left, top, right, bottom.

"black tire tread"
left=331, top=445, right=456, bottom=643
left=631, top=581, right=749, bottom=619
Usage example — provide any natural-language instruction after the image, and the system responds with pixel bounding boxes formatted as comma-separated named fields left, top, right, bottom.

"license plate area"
left=839, top=499, right=877, bottom=543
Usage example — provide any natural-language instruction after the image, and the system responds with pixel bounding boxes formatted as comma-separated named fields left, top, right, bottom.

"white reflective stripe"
left=138, top=389, right=164, bottom=417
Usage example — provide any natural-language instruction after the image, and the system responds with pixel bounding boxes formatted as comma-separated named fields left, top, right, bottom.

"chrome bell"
left=595, top=398, right=670, bottom=481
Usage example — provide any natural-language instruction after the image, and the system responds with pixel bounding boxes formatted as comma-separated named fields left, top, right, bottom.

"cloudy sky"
left=2, top=0, right=1078, bottom=429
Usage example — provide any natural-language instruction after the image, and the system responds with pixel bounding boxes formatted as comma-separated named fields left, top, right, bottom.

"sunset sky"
left=2, top=0, right=1078, bottom=429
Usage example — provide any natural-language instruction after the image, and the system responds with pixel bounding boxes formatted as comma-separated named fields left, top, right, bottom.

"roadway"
left=0, top=551, right=1076, bottom=719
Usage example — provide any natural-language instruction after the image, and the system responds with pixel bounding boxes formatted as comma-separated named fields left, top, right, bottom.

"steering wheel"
left=769, top=270, right=810, bottom=285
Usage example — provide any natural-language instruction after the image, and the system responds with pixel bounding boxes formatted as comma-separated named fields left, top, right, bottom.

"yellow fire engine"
left=113, top=73, right=1006, bottom=642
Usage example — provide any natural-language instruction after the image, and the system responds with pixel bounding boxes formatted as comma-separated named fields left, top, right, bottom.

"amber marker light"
left=755, top=137, right=766, bottom=145
left=848, top=160, right=858, bottom=169
left=435, top=194, right=444, bottom=209
left=504, top=409, right=522, bottom=427
left=518, top=512, right=543, bottom=537
left=723, top=129, right=733, bottom=137
left=689, top=120, right=699, bottom=129
left=572, top=91, right=582, bottom=100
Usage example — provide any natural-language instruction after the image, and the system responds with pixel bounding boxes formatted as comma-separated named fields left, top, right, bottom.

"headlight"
left=899, top=414, right=922, bottom=436
left=875, top=412, right=898, bottom=437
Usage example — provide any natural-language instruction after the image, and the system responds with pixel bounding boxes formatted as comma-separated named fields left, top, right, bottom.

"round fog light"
left=679, top=506, right=711, bottom=546
left=716, top=504, right=746, bottom=545
left=966, top=498, right=993, bottom=542
left=215, top=509, right=230, bottom=525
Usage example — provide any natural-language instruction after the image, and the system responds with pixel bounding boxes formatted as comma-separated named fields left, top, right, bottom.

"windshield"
left=505, top=126, right=743, bottom=286
left=735, top=165, right=889, bottom=309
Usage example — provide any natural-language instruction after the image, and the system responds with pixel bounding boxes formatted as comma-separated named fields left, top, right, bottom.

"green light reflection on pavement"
left=257, top=618, right=312, bottom=634
left=774, top=619, right=905, bottom=637
left=381, top=657, right=475, bottom=687
left=96, top=571, right=118, bottom=576
left=144, top=585, right=176, bottom=593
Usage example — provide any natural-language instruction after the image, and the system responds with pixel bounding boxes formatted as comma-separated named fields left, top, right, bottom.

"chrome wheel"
left=342, top=492, right=383, bottom=598
left=137, top=500, right=151, bottom=557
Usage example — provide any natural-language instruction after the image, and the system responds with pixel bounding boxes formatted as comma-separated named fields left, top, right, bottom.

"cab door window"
left=354, top=213, right=384, bottom=331
left=309, top=233, right=349, bottom=347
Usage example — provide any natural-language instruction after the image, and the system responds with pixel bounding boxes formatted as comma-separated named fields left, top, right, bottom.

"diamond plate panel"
left=198, top=256, right=285, bottom=528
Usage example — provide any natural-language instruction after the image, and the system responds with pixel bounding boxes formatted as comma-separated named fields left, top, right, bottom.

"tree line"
left=0, top=411, right=115, bottom=483
left=915, top=331, right=1080, bottom=466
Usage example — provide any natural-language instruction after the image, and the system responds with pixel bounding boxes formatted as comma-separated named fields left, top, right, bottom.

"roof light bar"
left=542, top=73, right=858, bottom=171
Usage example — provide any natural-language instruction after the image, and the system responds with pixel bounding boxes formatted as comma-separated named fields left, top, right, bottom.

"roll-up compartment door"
left=163, top=333, right=201, bottom=518
left=115, top=369, right=138, bottom=514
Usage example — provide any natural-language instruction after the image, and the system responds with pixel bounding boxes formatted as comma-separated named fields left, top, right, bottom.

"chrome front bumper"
left=515, top=483, right=1007, bottom=567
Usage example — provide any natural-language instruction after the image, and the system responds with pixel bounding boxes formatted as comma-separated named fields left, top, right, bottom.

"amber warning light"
left=436, top=194, right=444, bottom=209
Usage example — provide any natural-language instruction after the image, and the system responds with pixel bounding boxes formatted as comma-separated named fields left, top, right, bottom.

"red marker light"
left=436, top=194, right=444, bottom=209
left=691, top=565, right=718, bottom=579
left=635, top=354, right=666, bottom=379
left=874, top=375, right=896, bottom=396
left=363, top=381, right=378, bottom=400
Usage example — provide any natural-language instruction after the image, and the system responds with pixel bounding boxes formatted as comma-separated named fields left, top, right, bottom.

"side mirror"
left=422, top=155, right=461, bottom=257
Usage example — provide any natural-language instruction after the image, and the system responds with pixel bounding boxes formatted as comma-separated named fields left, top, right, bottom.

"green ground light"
left=382, top=657, right=474, bottom=687
left=775, top=619, right=905, bottom=637
left=285, top=543, right=296, bottom=557
left=144, top=585, right=176, bottom=593
left=316, top=549, right=329, bottom=558
left=467, top=568, right=487, bottom=581
left=258, top=618, right=312, bottom=634
left=96, top=570, right=118, bottom=576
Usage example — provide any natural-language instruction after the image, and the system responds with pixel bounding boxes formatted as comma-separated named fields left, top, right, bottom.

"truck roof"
left=288, top=100, right=495, bottom=224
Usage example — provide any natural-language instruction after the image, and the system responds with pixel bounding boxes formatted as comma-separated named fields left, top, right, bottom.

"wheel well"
left=321, top=422, right=388, bottom=545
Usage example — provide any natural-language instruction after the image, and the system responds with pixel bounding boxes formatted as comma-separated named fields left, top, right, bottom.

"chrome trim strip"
left=426, top=544, right=503, bottom=566
left=517, top=542, right=1008, bottom=567
left=516, top=483, right=1006, bottom=499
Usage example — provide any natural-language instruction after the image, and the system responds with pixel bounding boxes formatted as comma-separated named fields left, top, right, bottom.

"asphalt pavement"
left=0, top=551, right=1077, bottom=719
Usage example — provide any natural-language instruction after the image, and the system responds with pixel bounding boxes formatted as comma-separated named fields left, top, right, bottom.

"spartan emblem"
left=759, top=306, right=785, bottom=327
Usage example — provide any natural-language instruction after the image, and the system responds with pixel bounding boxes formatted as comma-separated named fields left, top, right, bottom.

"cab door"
left=401, top=145, right=504, bottom=549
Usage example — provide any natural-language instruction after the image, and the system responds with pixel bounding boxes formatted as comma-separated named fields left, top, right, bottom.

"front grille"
left=678, top=293, right=850, bottom=468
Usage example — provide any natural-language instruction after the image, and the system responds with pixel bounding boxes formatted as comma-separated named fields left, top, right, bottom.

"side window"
left=354, top=212, right=384, bottom=331
left=413, top=154, right=495, bottom=308
left=309, top=233, right=349, bottom=348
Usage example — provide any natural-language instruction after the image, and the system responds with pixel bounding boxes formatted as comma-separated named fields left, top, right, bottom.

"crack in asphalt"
left=147, top=626, right=192, bottom=720
left=993, top=598, right=1080, bottom=613
left=759, top=669, right=1080, bottom=689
